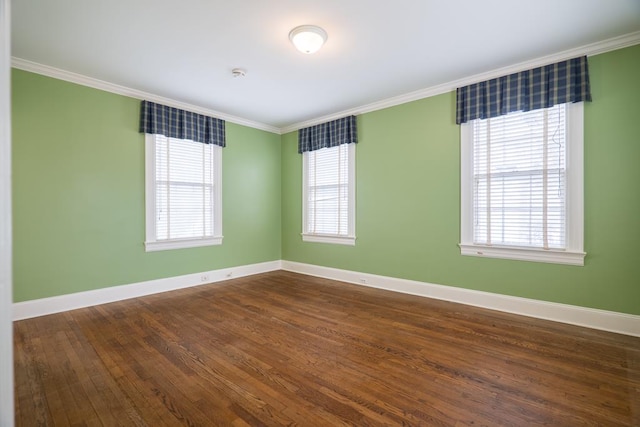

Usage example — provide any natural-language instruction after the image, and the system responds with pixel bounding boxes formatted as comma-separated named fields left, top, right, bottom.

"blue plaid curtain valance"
left=139, top=100, right=226, bottom=147
left=456, top=56, right=592, bottom=125
left=298, top=116, right=357, bottom=153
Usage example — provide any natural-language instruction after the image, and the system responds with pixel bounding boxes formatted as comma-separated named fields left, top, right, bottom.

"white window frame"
left=145, top=134, right=223, bottom=251
left=459, top=103, right=585, bottom=266
left=302, top=143, right=356, bottom=245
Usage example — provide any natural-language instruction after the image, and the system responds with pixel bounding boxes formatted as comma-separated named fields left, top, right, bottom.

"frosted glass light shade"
left=289, top=25, right=327, bottom=54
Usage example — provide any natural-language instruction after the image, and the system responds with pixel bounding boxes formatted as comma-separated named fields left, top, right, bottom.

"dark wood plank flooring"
left=14, top=270, right=640, bottom=426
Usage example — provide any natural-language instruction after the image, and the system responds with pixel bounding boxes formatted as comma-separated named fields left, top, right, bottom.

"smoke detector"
left=232, top=68, right=247, bottom=78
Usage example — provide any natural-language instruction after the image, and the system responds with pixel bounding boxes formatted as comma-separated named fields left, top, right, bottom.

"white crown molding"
left=11, top=31, right=640, bottom=136
left=12, top=260, right=281, bottom=320
left=10, top=57, right=281, bottom=135
left=281, top=261, right=640, bottom=338
left=280, top=31, right=640, bottom=134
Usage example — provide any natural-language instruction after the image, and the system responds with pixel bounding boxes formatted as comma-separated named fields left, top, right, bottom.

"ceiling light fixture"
left=289, top=25, right=327, bottom=54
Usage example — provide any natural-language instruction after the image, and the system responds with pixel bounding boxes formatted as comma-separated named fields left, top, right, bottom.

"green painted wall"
left=281, top=44, right=640, bottom=315
left=12, top=70, right=281, bottom=302
left=12, top=44, right=640, bottom=315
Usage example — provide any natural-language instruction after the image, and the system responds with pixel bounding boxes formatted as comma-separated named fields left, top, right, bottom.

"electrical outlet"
left=200, top=275, right=209, bottom=282
left=360, top=278, right=367, bottom=284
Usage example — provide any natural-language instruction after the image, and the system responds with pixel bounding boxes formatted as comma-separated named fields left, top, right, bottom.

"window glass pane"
left=153, top=135, right=216, bottom=241
left=305, top=144, right=351, bottom=237
left=472, top=105, right=566, bottom=249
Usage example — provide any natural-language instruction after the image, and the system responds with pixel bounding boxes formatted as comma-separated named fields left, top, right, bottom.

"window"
left=302, top=143, right=356, bottom=245
left=145, top=134, right=222, bottom=251
left=460, top=103, right=585, bottom=265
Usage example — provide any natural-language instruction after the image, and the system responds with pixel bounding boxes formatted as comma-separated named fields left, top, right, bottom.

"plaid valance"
left=139, top=101, right=226, bottom=147
left=298, top=116, right=357, bottom=153
left=456, top=56, right=592, bottom=124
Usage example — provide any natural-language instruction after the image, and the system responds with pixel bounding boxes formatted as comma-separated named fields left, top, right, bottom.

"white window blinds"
left=145, top=134, right=222, bottom=251
left=472, top=104, right=566, bottom=249
left=303, top=143, right=355, bottom=244
left=155, top=135, right=217, bottom=240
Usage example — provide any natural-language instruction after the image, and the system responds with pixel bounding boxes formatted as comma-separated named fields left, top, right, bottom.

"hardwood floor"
left=14, top=271, right=640, bottom=426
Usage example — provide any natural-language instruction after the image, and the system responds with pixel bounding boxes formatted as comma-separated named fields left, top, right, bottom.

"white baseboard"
left=281, top=260, right=640, bottom=338
left=13, top=259, right=639, bottom=338
left=12, top=260, right=282, bottom=321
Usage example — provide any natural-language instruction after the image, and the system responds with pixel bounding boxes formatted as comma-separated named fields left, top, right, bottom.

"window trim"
left=459, top=103, right=585, bottom=266
left=302, top=143, right=356, bottom=246
left=144, top=134, right=223, bottom=252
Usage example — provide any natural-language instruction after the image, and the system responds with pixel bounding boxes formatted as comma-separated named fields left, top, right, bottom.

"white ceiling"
left=11, top=0, right=640, bottom=131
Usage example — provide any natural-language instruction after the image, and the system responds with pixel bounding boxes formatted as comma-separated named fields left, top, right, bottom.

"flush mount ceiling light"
left=289, top=25, right=327, bottom=54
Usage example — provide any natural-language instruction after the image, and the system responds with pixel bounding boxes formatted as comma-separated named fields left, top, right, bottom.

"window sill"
left=145, top=236, right=223, bottom=252
left=302, top=234, right=356, bottom=246
left=459, top=243, right=585, bottom=266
